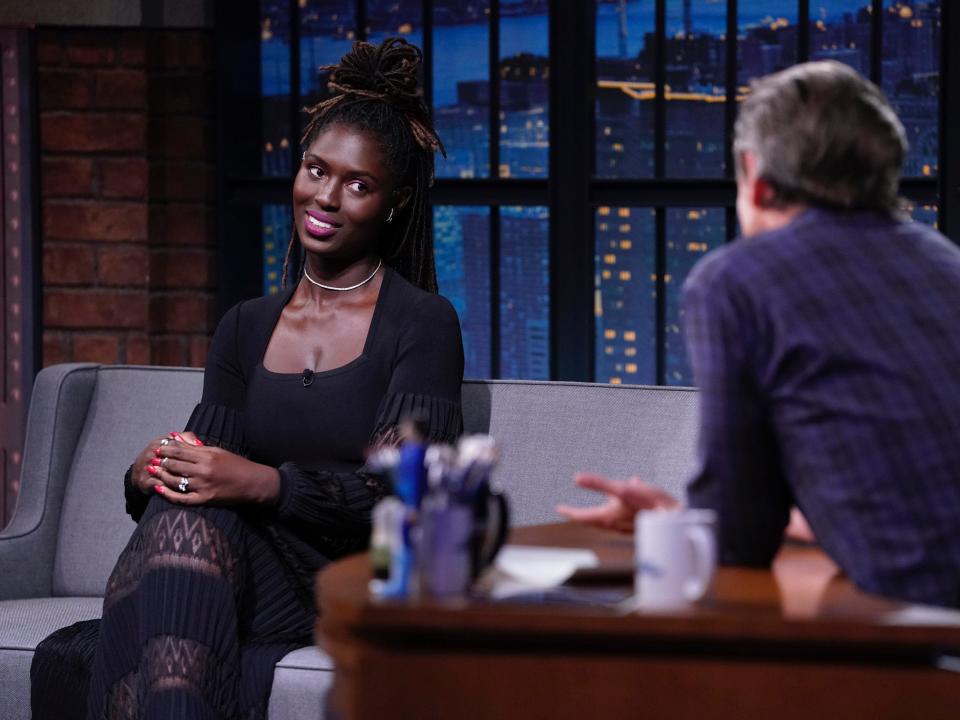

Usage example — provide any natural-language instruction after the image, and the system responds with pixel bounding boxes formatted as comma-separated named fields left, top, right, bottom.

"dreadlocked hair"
left=281, top=37, right=446, bottom=293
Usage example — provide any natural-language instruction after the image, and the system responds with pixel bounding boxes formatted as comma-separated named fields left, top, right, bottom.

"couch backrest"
left=52, top=365, right=203, bottom=596
left=462, top=380, right=699, bottom=526
left=36, top=366, right=699, bottom=596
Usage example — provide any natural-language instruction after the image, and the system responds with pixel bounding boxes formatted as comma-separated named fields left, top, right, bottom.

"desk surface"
left=317, top=521, right=960, bottom=649
left=315, top=523, right=960, bottom=720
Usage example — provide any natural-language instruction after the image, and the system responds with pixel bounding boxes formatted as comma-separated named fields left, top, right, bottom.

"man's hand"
left=559, top=473, right=819, bottom=545
left=786, top=507, right=816, bottom=544
left=556, top=473, right=681, bottom=534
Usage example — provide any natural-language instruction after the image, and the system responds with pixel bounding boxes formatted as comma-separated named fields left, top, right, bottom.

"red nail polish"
left=154, top=484, right=164, bottom=493
left=194, top=439, right=203, bottom=446
left=153, top=447, right=161, bottom=456
left=150, top=457, right=161, bottom=466
left=147, top=465, right=158, bottom=475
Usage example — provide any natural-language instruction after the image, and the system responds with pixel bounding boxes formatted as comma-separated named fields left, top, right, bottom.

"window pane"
left=500, top=206, right=550, bottom=379
left=665, top=207, right=726, bottom=386
left=595, top=206, right=656, bottom=386
left=434, top=206, right=492, bottom=378
left=499, top=5, right=549, bottom=178
left=367, top=0, right=423, bottom=49
left=261, top=0, right=293, bottom=176
left=738, top=2, right=799, bottom=85
left=883, top=1, right=940, bottom=177
left=433, top=0, right=491, bottom=179
left=262, top=204, right=291, bottom=296
left=300, top=0, right=356, bottom=107
left=809, top=2, right=872, bottom=75
left=665, top=0, right=727, bottom=177
left=595, top=1, right=655, bottom=178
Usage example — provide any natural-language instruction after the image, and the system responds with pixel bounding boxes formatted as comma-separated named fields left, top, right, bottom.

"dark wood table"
left=316, top=523, right=960, bottom=719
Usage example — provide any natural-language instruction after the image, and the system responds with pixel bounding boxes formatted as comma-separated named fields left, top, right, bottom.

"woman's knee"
left=139, top=502, right=245, bottom=582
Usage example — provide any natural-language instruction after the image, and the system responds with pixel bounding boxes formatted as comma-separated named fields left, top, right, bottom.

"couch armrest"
left=0, top=364, right=99, bottom=600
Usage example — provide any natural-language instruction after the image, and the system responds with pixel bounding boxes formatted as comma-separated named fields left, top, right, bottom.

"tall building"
left=594, top=206, right=656, bottom=385
left=500, top=207, right=550, bottom=379
left=434, top=206, right=492, bottom=378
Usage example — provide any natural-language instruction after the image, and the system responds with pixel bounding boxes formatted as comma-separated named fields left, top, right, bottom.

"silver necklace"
left=303, top=259, right=382, bottom=292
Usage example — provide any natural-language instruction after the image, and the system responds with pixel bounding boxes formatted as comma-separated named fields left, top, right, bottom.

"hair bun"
left=304, top=37, right=444, bottom=157
left=327, top=37, right=423, bottom=110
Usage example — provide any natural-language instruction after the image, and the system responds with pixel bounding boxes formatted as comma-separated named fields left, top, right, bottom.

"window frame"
left=215, top=0, right=959, bottom=383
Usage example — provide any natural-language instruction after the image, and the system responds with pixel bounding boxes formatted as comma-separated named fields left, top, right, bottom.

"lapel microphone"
left=302, top=368, right=315, bottom=387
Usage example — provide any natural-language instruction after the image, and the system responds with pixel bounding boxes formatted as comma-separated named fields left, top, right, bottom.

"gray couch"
left=0, top=363, right=699, bottom=719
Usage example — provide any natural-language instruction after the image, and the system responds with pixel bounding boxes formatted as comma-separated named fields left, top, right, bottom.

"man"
left=559, top=61, right=960, bottom=608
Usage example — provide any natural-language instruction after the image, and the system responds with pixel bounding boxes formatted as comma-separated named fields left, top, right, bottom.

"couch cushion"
left=0, top=597, right=103, bottom=720
left=268, top=646, right=335, bottom=720
left=275, top=645, right=334, bottom=672
left=53, top=366, right=204, bottom=597
left=0, top=597, right=332, bottom=720
left=462, top=380, right=700, bottom=526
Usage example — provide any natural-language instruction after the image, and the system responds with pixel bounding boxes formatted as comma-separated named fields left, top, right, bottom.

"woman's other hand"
left=131, top=434, right=182, bottom=495
left=149, top=438, right=280, bottom=506
left=131, top=432, right=203, bottom=495
left=556, top=473, right=681, bottom=533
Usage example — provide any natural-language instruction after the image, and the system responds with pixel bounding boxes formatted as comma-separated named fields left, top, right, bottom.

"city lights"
left=256, top=0, right=941, bottom=382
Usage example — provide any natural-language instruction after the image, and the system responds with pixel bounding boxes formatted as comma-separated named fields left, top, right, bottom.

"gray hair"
left=733, top=60, right=908, bottom=218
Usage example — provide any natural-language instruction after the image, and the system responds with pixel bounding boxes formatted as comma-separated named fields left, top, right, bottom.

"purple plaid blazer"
left=683, top=207, right=960, bottom=607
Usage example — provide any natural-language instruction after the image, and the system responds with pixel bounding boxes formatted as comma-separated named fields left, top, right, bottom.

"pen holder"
left=369, top=434, right=510, bottom=600
left=418, top=483, right=509, bottom=599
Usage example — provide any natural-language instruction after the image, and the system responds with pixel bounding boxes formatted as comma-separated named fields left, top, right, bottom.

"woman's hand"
left=149, top=438, right=280, bottom=507
left=130, top=432, right=198, bottom=495
left=556, top=473, right=681, bottom=533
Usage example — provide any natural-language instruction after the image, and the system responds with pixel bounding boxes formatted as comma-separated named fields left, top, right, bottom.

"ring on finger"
left=160, top=456, right=169, bottom=468
left=159, top=438, right=171, bottom=447
left=178, top=476, right=190, bottom=493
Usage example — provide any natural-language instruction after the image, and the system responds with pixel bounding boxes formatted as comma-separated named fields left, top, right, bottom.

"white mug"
left=634, top=508, right=717, bottom=610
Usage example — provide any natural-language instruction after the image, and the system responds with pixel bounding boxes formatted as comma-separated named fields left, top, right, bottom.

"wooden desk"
left=316, top=523, right=960, bottom=719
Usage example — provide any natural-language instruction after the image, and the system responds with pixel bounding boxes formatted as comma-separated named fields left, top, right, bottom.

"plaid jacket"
left=683, top=207, right=960, bottom=607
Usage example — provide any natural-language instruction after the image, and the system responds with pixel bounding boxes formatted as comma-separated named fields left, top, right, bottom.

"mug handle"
left=477, top=488, right=511, bottom=570
left=683, top=524, right=717, bottom=602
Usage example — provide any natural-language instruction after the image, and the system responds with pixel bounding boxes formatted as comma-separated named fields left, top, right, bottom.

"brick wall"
left=38, top=29, right=215, bottom=368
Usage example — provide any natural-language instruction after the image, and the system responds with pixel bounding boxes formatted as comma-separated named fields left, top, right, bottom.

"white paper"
left=880, top=605, right=960, bottom=627
left=494, top=545, right=600, bottom=588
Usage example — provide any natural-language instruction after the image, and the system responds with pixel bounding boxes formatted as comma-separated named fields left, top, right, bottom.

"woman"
left=32, top=37, right=463, bottom=719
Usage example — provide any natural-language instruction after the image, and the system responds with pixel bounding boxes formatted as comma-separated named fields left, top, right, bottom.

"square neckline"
left=257, top=266, right=393, bottom=381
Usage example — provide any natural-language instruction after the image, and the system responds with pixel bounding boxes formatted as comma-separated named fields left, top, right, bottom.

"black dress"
left=31, top=268, right=464, bottom=720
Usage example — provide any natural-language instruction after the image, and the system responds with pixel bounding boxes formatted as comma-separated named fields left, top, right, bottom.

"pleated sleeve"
left=183, top=402, right=246, bottom=455
left=124, top=303, right=248, bottom=522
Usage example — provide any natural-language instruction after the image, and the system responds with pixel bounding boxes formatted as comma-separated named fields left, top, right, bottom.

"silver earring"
left=301, top=151, right=306, bottom=162
left=386, top=208, right=395, bottom=224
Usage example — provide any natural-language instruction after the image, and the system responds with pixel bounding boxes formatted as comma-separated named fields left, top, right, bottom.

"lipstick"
left=303, top=210, right=340, bottom=239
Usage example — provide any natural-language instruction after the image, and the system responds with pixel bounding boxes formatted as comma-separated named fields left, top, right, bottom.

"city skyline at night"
left=258, top=0, right=942, bottom=383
